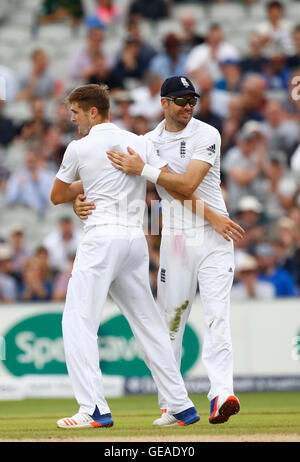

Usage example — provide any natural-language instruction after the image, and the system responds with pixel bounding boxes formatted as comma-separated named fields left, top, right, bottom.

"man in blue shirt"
left=255, top=242, right=297, bottom=297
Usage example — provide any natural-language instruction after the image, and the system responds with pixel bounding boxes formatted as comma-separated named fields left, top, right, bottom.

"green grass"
left=0, top=392, right=299, bottom=440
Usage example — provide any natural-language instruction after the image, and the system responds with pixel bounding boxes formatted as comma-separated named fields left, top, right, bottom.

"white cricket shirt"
left=56, top=123, right=166, bottom=230
left=144, top=117, right=228, bottom=230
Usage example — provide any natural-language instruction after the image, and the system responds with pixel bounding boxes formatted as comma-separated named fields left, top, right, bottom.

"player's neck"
left=90, top=118, right=110, bottom=128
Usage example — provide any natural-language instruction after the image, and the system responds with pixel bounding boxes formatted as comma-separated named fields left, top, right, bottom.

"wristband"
left=141, top=164, right=161, bottom=184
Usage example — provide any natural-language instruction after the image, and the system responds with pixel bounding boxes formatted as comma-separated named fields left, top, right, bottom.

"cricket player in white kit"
left=106, top=76, right=242, bottom=425
left=50, top=84, right=200, bottom=428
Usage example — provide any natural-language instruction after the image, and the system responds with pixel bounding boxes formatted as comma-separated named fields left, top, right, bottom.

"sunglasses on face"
left=165, top=96, right=198, bottom=107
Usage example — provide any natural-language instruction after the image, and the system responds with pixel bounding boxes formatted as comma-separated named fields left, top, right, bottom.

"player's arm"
left=160, top=167, right=245, bottom=242
left=50, top=179, right=84, bottom=205
left=51, top=141, right=84, bottom=205
left=107, top=146, right=210, bottom=196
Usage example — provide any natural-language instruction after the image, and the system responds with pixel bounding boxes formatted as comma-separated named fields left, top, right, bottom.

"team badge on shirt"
left=180, top=141, right=186, bottom=158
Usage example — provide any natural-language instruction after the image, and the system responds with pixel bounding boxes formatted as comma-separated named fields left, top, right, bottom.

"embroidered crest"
left=180, top=77, right=189, bottom=88
left=180, top=141, right=186, bottom=158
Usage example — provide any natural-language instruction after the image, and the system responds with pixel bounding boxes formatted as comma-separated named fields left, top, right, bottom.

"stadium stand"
left=0, top=0, right=299, bottom=302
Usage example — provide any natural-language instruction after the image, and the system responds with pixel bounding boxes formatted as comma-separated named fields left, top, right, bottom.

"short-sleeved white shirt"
left=144, top=117, right=228, bottom=230
left=56, top=123, right=166, bottom=230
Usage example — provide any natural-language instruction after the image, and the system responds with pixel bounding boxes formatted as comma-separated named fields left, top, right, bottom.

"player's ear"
left=161, top=98, right=168, bottom=110
left=90, top=106, right=98, bottom=119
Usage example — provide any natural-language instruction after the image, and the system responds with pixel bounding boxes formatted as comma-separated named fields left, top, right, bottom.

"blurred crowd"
left=0, top=0, right=300, bottom=303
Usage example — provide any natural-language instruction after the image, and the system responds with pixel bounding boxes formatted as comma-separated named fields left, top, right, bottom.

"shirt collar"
left=151, top=117, right=196, bottom=141
left=89, top=123, right=120, bottom=134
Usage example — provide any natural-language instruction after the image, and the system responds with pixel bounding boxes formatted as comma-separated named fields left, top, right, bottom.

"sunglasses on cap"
left=164, top=96, right=198, bottom=107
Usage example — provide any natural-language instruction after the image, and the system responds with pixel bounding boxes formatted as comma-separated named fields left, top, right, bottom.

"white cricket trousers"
left=62, top=225, right=193, bottom=416
left=157, top=226, right=235, bottom=407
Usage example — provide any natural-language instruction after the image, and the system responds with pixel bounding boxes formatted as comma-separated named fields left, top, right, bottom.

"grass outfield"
left=0, top=392, right=299, bottom=442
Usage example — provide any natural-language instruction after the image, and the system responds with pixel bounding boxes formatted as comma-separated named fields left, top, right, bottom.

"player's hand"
left=107, top=146, right=145, bottom=175
left=73, top=194, right=95, bottom=220
left=211, top=215, right=245, bottom=242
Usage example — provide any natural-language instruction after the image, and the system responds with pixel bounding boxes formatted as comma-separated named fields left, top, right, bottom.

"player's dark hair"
left=267, top=1, right=283, bottom=11
left=67, top=84, right=110, bottom=118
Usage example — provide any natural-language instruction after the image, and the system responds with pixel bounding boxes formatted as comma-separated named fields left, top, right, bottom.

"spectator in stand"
left=126, top=19, right=157, bottom=71
left=68, top=27, right=111, bottom=82
left=263, top=151, right=298, bottom=222
left=0, top=243, right=18, bottom=303
left=112, top=36, right=146, bottom=81
left=234, top=195, right=267, bottom=255
left=221, top=94, right=243, bottom=153
left=16, top=49, right=56, bottom=101
left=91, top=0, right=121, bottom=28
left=52, top=253, right=75, bottom=301
left=194, top=89, right=223, bottom=133
left=128, top=0, right=169, bottom=22
left=255, top=0, right=294, bottom=56
left=9, top=223, right=31, bottom=287
left=0, top=100, right=15, bottom=146
left=262, top=52, right=290, bottom=92
left=55, top=100, right=77, bottom=145
left=19, top=254, right=53, bottom=301
left=254, top=242, right=297, bottom=297
left=149, top=33, right=187, bottom=79
left=177, top=11, right=205, bottom=54
left=111, top=90, right=134, bottom=130
left=290, top=143, right=300, bottom=181
left=128, top=110, right=151, bottom=136
left=239, top=73, right=268, bottom=123
left=130, top=71, right=163, bottom=123
left=0, top=64, right=18, bottom=102
left=37, top=0, right=84, bottom=26
left=185, top=23, right=239, bottom=82
left=43, top=124, right=67, bottom=170
left=43, top=216, right=83, bottom=273
left=240, top=32, right=268, bottom=75
left=231, top=252, right=275, bottom=300
left=262, top=99, right=299, bottom=162
left=35, top=245, right=54, bottom=284
left=222, top=122, right=269, bottom=213
left=5, top=145, right=55, bottom=216
left=287, top=24, right=300, bottom=69
left=215, top=58, right=243, bottom=92
left=87, top=51, right=124, bottom=94
left=15, top=97, right=50, bottom=142
left=274, top=216, right=299, bottom=285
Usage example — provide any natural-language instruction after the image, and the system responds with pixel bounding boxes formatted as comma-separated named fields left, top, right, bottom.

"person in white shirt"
left=231, top=252, right=275, bottom=300
left=43, top=216, right=83, bottom=272
left=185, top=24, right=240, bottom=83
left=50, top=83, right=201, bottom=429
left=102, top=76, right=243, bottom=425
left=254, top=0, right=294, bottom=56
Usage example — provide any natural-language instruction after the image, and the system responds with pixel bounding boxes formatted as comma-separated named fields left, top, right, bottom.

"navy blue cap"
left=160, top=76, right=200, bottom=97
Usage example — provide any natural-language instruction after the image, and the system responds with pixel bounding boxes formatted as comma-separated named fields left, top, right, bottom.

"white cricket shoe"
left=152, top=412, right=178, bottom=427
left=56, top=411, right=114, bottom=429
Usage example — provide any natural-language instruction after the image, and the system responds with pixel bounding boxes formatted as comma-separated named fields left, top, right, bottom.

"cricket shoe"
left=152, top=407, right=200, bottom=427
left=56, top=406, right=114, bottom=429
left=209, top=394, right=240, bottom=424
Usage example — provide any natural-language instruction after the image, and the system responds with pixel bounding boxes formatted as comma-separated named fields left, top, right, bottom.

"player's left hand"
left=73, top=194, right=95, bottom=220
left=107, top=147, right=145, bottom=175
